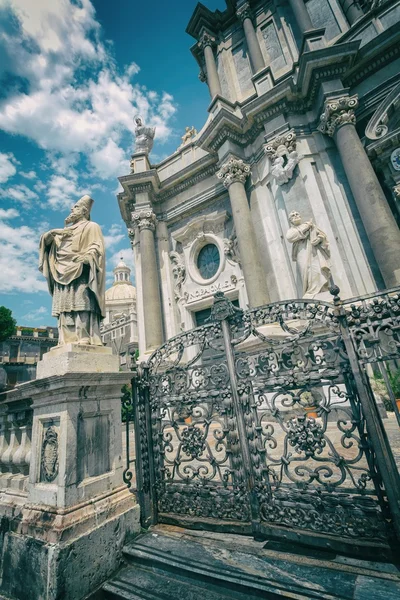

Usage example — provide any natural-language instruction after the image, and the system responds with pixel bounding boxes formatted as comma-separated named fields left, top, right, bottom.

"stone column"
left=237, top=3, right=265, bottom=74
left=319, top=96, right=400, bottom=288
left=217, top=158, right=270, bottom=307
left=338, top=0, right=364, bottom=25
left=131, top=209, right=164, bottom=351
left=288, top=0, right=313, bottom=34
left=198, top=31, right=222, bottom=99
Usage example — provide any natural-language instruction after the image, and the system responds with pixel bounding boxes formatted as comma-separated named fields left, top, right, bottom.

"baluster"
left=12, top=410, right=32, bottom=491
left=0, top=413, right=8, bottom=489
left=1, top=414, right=18, bottom=488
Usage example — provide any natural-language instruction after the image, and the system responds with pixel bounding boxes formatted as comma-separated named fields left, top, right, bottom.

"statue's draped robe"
left=39, top=220, right=105, bottom=345
left=286, top=223, right=331, bottom=299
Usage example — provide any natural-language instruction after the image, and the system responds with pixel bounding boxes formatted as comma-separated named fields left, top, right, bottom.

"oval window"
left=197, top=244, right=220, bottom=279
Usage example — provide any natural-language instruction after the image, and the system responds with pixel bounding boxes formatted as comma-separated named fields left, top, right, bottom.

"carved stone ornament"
left=133, top=116, right=155, bottom=155
left=217, top=158, right=250, bottom=188
left=131, top=209, right=156, bottom=232
left=223, top=229, right=241, bottom=265
left=198, top=31, right=217, bottom=50
left=210, top=291, right=237, bottom=321
left=318, top=96, right=359, bottom=137
left=198, top=71, right=207, bottom=83
left=236, top=2, right=252, bottom=22
left=265, top=131, right=297, bottom=161
left=41, top=425, right=59, bottom=483
left=394, top=184, right=400, bottom=199
left=169, top=251, right=186, bottom=301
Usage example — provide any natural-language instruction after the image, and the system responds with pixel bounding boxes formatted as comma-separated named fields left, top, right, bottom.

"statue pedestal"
left=0, top=372, right=140, bottom=600
left=130, top=151, right=151, bottom=173
left=36, top=343, right=119, bottom=379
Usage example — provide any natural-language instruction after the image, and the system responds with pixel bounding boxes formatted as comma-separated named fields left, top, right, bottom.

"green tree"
left=0, top=306, right=16, bottom=343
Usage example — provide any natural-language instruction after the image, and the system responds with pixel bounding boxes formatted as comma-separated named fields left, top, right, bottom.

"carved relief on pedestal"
left=318, top=96, right=359, bottom=137
left=40, top=424, right=59, bottom=483
left=265, top=131, right=301, bottom=186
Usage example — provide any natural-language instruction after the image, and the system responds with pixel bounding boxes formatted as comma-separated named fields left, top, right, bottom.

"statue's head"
left=135, top=116, right=142, bottom=127
left=185, top=126, right=190, bottom=132
left=65, top=195, right=94, bottom=225
left=289, top=210, right=302, bottom=226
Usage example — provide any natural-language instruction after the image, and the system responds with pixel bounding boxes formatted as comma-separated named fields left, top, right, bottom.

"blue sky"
left=0, top=0, right=226, bottom=326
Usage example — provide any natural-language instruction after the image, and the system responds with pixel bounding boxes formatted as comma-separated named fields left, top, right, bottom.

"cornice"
left=157, top=160, right=219, bottom=203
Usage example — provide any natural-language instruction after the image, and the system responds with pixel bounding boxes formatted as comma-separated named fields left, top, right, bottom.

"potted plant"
left=388, top=367, right=400, bottom=411
left=300, top=391, right=318, bottom=419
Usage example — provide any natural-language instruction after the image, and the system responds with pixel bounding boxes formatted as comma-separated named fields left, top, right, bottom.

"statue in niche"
left=134, top=116, right=155, bottom=154
left=39, top=195, right=105, bottom=345
left=286, top=211, right=331, bottom=299
left=180, top=126, right=197, bottom=146
left=271, top=150, right=300, bottom=186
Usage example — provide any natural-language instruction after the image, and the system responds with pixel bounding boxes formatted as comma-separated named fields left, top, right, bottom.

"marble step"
left=101, top=529, right=400, bottom=599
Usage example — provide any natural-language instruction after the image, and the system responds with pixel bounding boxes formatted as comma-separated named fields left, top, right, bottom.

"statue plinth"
left=36, top=343, right=119, bottom=379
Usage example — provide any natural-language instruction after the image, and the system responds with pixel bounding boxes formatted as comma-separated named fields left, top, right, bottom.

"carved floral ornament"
left=217, top=158, right=251, bottom=188
left=265, top=131, right=300, bottom=186
left=318, top=96, right=359, bottom=137
left=131, top=209, right=157, bottom=232
left=198, top=31, right=217, bottom=51
left=236, top=2, right=252, bottom=22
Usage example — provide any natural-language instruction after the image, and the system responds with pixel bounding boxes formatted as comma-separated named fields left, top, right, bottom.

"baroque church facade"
left=117, top=0, right=400, bottom=357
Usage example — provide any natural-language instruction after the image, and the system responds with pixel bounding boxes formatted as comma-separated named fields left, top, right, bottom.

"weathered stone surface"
left=36, top=343, right=119, bottom=378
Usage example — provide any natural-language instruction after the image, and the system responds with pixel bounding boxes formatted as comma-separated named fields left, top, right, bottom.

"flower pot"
left=304, top=406, right=318, bottom=419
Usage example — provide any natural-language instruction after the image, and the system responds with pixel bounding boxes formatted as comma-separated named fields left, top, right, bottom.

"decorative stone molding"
left=217, top=158, right=251, bottom=188
left=169, top=251, right=186, bottom=302
left=198, top=31, right=217, bottom=50
left=198, top=71, right=207, bottom=83
left=265, top=131, right=297, bottom=160
left=223, top=229, right=241, bottom=265
left=318, top=96, right=359, bottom=137
left=265, top=132, right=300, bottom=186
left=393, top=184, right=400, bottom=199
left=236, top=2, right=252, bottom=22
left=365, top=82, right=400, bottom=141
left=131, top=209, right=156, bottom=232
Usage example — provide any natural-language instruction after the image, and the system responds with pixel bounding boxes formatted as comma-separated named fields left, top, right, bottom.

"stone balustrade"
left=0, top=400, right=32, bottom=493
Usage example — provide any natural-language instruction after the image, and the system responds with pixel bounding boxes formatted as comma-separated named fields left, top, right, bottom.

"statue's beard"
left=65, top=212, right=82, bottom=225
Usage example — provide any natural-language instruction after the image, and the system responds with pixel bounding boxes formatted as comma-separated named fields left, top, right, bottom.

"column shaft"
left=140, top=227, right=163, bottom=350
left=203, top=44, right=222, bottom=98
left=335, top=124, right=400, bottom=287
left=288, top=0, right=313, bottom=34
left=227, top=182, right=270, bottom=307
left=242, top=17, right=265, bottom=73
left=338, top=0, right=364, bottom=25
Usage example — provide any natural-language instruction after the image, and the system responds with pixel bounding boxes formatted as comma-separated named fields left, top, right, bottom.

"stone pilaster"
left=237, top=3, right=265, bottom=74
left=217, top=158, right=270, bottom=307
left=131, top=209, right=164, bottom=351
left=319, top=96, right=400, bottom=287
left=198, top=31, right=222, bottom=99
left=288, top=0, right=313, bottom=34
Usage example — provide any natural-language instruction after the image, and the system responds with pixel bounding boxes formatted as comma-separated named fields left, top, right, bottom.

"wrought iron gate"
left=124, top=289, right=400, bottom=555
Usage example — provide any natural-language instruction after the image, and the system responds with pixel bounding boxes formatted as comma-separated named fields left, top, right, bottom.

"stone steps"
left=101, top=527, right=400, bottom=600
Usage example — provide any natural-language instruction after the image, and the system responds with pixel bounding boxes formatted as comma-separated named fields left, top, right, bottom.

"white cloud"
left=0, top=184, right=38, bottom=206
left=22, top=305, right=48, bottom=322
left=0, top=152, right=17, bottom=183
left=20, top=170, right=37, bottom=180
left=0, top=216, right=47, bottom=293
left=0, top=0, right=177, bottom=188
left=103, top=223, right=125, bottom=250
left=0, top=208, right=19, bottom=219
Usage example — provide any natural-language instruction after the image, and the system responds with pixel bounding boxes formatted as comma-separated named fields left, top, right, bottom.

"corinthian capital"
left=318, top=96, right=359, bottom=137
left=217, top=158, right=251, bottom=188
left=236, top=2, right=252, bottom=22
left=198, top=31, right=217, bottom=51
left=131, top=209, right=156, bottom=232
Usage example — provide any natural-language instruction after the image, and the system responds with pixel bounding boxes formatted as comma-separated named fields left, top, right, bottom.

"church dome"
left=105, top=257, right=136, bottom=302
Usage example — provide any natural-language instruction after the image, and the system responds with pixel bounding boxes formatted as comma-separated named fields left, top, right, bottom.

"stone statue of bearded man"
left=39, top=195, right=106, bottom=346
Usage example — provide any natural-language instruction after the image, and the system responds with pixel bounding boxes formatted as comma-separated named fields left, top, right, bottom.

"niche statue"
left=39, top=195, right=106, bottom=345
left=286, top=211, right=331, bottom=299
